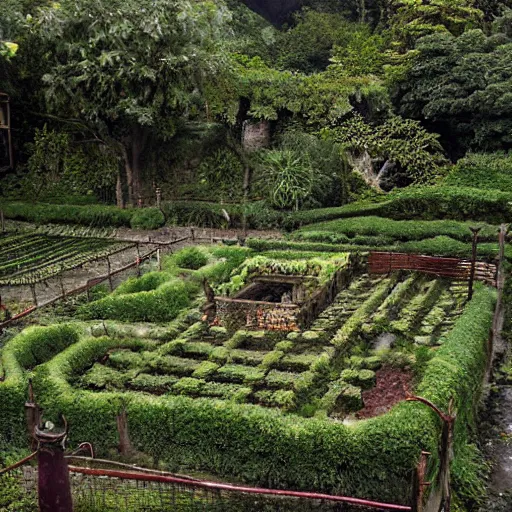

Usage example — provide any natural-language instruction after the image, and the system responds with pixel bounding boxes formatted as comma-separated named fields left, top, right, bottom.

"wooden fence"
left=0, top=236, right=190, bottom=330
left=368, top=252, right=497, bottom=287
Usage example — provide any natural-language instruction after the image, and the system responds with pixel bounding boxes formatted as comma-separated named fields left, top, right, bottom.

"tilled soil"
left=356, top=367, right=414, bottom=420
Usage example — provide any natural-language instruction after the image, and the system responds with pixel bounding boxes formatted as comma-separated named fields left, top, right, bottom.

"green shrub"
left=0, top=201, right=134, bottom=227
left=215, top=364, right=266, bottom=384
left=78, top=280, right=194, bottom=323
left=108, top=350, right=144, bottom=370
left=113, top=272, right=172, bottom=295
left=444, top=152, right=512, bottom=192
left=192, top=361, right=220, bottom=379
left=129, top=373, right=178, bottom=394
left=320, top=380, right=363, bottom=414
left=340, top=369, right=376, bottom=390
left=201, top=382, right=252, bottom=402
left=173, top=247, right=208, bottom=270
left=173, top=377, right=204, bottom=395
left=265, top=370, right=301, bottom=389
left=130, top=208, right=165, bottom=230
left=146, top=354, right=201, bottom=376
left=80, top=364, right=131, bottom=390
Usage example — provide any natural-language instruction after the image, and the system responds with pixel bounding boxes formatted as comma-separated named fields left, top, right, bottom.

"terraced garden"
left=0, top=232, right=133, bottom=285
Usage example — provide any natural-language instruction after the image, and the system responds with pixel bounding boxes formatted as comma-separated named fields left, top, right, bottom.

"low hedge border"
left=246, top=237, right=507, bottom=261
left=292, top=217, right=500, bottom=244
left=285, top=187, right=512, bottom=229
left=0, top=324, right=83, bottom=446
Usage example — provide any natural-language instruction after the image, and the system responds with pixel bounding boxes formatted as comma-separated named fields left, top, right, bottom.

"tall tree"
left=395, top=12, right=512, bottom=156
left=36, top=0, right=229, bottom=206
left=390, top=0, right=483, bottom=49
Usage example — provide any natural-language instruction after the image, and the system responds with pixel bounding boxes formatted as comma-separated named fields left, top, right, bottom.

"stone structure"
left=215, top=254, right=364, bottom=332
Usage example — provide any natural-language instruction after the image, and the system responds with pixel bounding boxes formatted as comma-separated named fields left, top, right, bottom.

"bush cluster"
left=173, top=247, right=209, bottom=270
left=78, top=280, right=195, bottom=323
left=130, top=208, right=165, bottom=230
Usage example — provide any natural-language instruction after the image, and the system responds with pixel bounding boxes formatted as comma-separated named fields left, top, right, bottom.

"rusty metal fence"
left=368, top=252, right=497, bottom=287
left=0, top=454, right=413, bottom=512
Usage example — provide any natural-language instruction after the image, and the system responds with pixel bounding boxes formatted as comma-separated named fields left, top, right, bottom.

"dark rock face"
left=240, top=0, right=302, bottom=24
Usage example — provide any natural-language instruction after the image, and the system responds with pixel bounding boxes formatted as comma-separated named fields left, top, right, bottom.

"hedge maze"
left=0, top=245, right=497, bottom=502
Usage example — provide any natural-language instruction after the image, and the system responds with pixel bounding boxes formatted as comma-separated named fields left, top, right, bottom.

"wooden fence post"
left=157, top=248, right=162, bottom=271
left=468, top=227, right=482, bottom=301
left=0, top=210, right=4, bottom=232
left=36, top=417, right=73, bottom=512
left=407, top=395, right=456, bottom=512
left=117, top=408, right=133, bottom=457
left=106, top=256, right=113, bottom=291
left=156, top=187, right=161, bottom=209
left=24, top=380, right=40, bottom=451
left=136, top=243, right=141, bottom=277
left=30, top=284, right=37, bottom=306
left=412, top=451, right=431, bottom=512
left=59, top=266, right=65, bottom=298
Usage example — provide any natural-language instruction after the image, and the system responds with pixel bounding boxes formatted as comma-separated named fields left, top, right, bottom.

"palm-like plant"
left=257, top=150, right=312, bottom=210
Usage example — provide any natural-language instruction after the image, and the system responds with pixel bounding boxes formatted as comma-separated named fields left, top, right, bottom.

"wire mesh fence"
left=0, top=459, right=412, bottom=512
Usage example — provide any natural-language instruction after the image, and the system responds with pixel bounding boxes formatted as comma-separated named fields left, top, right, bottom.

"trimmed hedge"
left=78, top=280, right=196, bottom=323
left=113, top=271, right=174, bottom=295
left=293, top=217, right=499, bottom=243
left=130, top=208, right=165, bottom=230
left=0, top=202, right=134, bottom=228
left=0, top=324, right=82, bottom=446
left=285, top=186, right=512, bottom=229
left=246, top=237, right=506, bottom=261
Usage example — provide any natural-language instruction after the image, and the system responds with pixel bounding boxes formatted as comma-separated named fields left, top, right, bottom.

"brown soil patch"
left=356, top=367, right=414, bottom=420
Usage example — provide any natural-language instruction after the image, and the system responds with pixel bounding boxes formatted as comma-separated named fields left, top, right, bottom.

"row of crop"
left=0, top=241, right=132, bottom=286
left=0, top=285, right=495, bottom=502
left=0, top=238, right=112, bottom=276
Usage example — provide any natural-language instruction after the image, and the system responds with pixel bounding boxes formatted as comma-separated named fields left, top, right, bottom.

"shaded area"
left=239, top=0, right=301, bottom=25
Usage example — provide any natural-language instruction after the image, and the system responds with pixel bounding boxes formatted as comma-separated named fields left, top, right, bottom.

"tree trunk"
left=347, top=151, right=396, bottom=191
left=376, top=160, right=396, bottom=185
left=122, top=125, right=149, bottom=206
left=116, top=169, right=124, bottom=209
